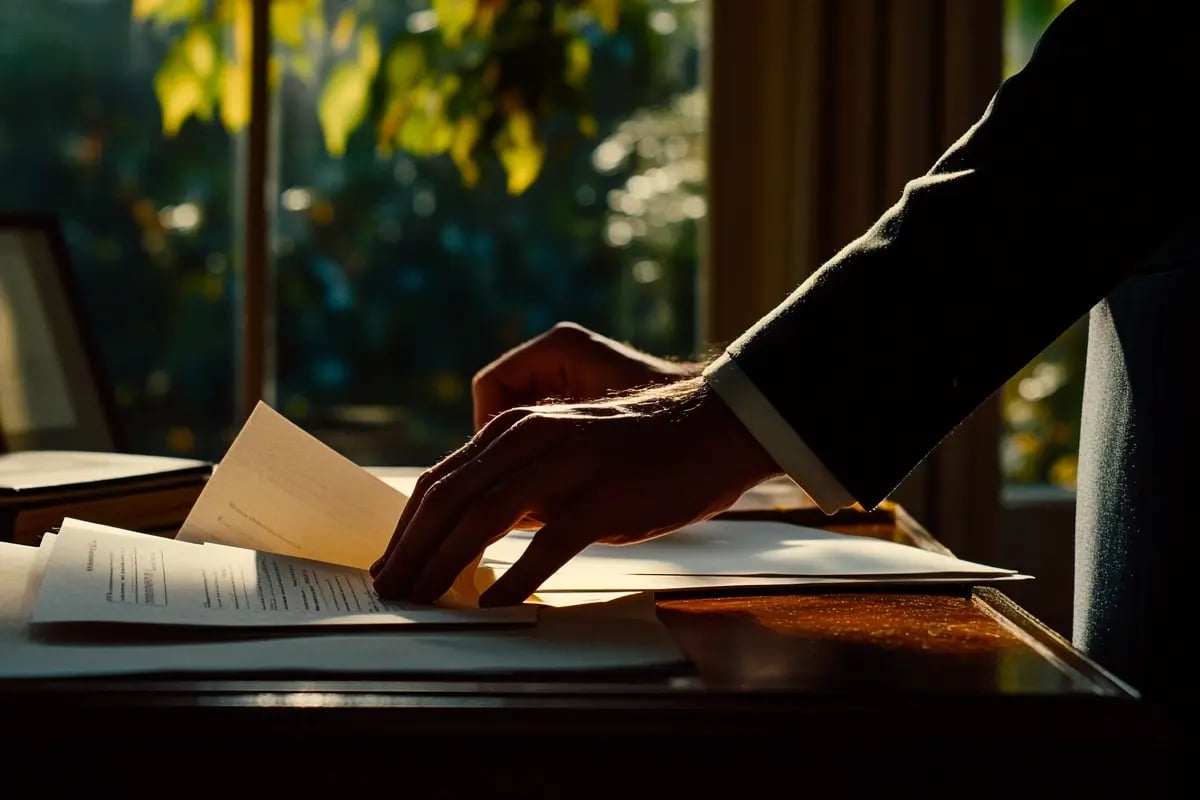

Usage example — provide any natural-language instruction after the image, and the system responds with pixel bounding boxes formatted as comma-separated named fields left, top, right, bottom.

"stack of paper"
left=0, top=533, right=684, bottom=678
left=481, top=519, right=1026, bottom=592
left=0, top=401, right=1030, bottom=680
left=30, top=519, right=534, bottom=629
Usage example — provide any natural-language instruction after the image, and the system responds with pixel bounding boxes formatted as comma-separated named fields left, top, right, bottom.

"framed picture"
left=0, top=213, right=122, bottom=453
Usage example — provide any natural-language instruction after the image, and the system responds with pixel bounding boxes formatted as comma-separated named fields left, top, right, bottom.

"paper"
left=726, top=475, right=816, bottom=511
left=0, top=540, right=685, bottom=678
left=481, top=518, right=1024, bottom=592
left=177, top=402, right=404, bottom=569
left=30, top=519, right=531, bottom=628
left=0, top=450, right=209, bottom=492
left=528, top=591, right=640, bottom=607
left=176, top=402, right=492, bottom=607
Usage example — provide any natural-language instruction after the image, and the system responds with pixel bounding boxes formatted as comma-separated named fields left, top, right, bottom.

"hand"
left=370, top=377, right=782, bottom=607
left=471, top=321, right=701, bottom=431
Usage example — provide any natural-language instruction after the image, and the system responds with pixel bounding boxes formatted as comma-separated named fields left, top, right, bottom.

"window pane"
left=0, top=0, right=237, bottom=460
left=999, top=0, right=1083, bottom=491
left=270, top=0, right=706, bottom=463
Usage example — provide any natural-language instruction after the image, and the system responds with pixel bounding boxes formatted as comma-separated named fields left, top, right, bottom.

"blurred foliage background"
left=1, top=0, right=1084, bottom=486
left=0, top=0, right=703, bottom=465
left=999, top=0, right=1083, bottom=490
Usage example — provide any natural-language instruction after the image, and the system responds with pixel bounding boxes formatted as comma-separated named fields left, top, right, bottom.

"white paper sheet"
left=174, top=403, right=495, bottom=607
left=30, top=520, right=533, bottom=628
left=529, top=591, right=640, bottom=607
left=480, top=518, right=1022, bottom=592
left=176, top=402, right=404, bottom=569
left=0, top=449, right=209, bottom=492
left=0, top=540, right=684, bottom=678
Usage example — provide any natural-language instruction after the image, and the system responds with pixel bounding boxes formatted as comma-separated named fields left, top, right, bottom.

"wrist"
left=691, top=380, right=783, bottom=486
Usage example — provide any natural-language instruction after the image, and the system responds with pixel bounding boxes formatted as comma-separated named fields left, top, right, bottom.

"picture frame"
left=0, top=213, right=123, bottom=453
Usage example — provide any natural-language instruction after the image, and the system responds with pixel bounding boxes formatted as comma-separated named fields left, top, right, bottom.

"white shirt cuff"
left=702, top=353, right=856, bottom=514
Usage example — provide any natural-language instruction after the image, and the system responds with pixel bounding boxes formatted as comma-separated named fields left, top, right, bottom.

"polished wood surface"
left=0, top=495, right=1179, bottom=795
left=662, top=590, right=1071, bottom=694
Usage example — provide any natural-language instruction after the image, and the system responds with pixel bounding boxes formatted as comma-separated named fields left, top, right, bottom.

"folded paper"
left=0, top=539, right=684, bottom=678
left=176, top=401, right=496, bottom=608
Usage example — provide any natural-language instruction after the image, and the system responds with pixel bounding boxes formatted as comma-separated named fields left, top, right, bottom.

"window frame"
left=233, top=0, right=1077, bottom=630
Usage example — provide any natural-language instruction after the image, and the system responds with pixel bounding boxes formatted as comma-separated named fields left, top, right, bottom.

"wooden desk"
left=0, top=493, right=1180, bottom=796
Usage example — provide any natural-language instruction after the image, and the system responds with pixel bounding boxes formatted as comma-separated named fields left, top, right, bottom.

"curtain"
left=706, top=0, right=1004, bottom=559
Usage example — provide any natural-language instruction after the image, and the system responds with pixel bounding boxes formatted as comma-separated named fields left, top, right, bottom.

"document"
left=176, top=402, right=404, bottom=569
left=0, top=539, right=685, bottom=678
left=175, top=402, right=495, bottom=607
left=481, top=519, right=1027, bottom=592
left=30, top=519, right=532, bottom=628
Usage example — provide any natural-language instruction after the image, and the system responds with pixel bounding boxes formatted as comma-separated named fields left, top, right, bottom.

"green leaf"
left=450, top=115, right=481, bottom=187
left=133, top=0, right=203, bottom=24
left=359, top=24, right=381, bottom=77
left=271, top=0, right=319, bottom=48
left=180, top=25, right=217, bottom=79
left=586, top=0, right=621, bottom=33
left=434, top=0, right=477, bottom=48
left=395, top=82, right=455, bottom=156
left=331, top=8, right=356, bottom=50
left=564, top=36, right=590, bottom=89
left=218, top=60, right=249, bottom=130
left=318, top=62, right=372, bottom=155
left=386, top=40, right=426, bottom=92
left=494, top=110, right=544, bottom=194
left=153, top=30, right=215, bottom=135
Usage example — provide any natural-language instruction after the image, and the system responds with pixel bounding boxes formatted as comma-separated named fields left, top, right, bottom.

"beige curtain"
left=706, top=0, right=1004, bottom=559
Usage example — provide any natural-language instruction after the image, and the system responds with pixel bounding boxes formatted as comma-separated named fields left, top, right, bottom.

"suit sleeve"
left=705, top=0, right=1200, bottom=511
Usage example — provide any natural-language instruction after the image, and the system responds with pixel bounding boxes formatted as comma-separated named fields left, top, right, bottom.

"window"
left=1, top=0, right=706, bottom=466
left=0, top=0, right=237, bottom=458
left=268, top=0, right=707, bottom=464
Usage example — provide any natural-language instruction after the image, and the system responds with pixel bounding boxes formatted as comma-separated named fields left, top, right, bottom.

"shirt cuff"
left=702, top=353, right=855, bottom=514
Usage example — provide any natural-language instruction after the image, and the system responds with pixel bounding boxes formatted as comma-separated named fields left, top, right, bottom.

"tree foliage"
left=133, top=0, right=627, bottom=194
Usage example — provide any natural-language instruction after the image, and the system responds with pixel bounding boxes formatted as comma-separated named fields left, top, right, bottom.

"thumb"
left=479, top=522, right=589, bottom=607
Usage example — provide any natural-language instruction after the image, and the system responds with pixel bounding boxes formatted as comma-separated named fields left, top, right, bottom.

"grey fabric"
left=1076, top=248, right=1199, bottom=705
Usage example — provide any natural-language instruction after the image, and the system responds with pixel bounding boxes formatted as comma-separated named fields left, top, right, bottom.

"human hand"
left=370, top=377, right=781, bottom=607
left=471, top=321, right=702, bottom=431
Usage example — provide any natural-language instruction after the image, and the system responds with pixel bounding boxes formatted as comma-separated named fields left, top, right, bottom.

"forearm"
left=712, top=0, right=1200, bottom=509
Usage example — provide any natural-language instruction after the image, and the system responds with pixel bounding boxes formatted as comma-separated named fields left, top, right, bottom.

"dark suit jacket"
left=723, top=0, right=1198, bottom=706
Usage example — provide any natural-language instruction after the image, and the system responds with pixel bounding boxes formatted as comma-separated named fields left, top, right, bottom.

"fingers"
left=479, top=519, right=593, bottom=607
left=472, top=333, right=554, bottom=430
left=471, top=322, right=594, bottom=430
left=372, top=413, right=562, bottom=599
left=407, top=466, right=552, bottom=603
left=369, top=407, right=530, bottom=578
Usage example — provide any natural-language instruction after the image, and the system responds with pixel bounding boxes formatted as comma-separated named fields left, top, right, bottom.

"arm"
left=371, top=0, right=1198, bottom=607
left=711, top=0, right=1200, bottom=509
